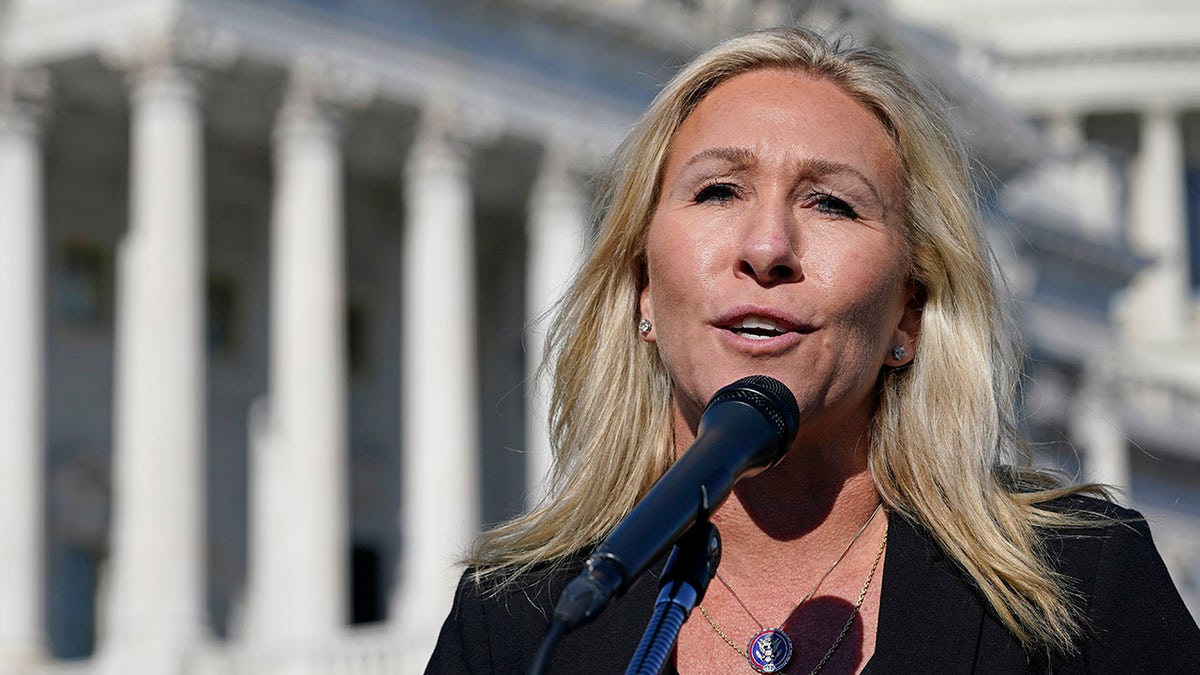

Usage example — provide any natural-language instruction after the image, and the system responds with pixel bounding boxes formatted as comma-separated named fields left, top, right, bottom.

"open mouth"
left=727, top=316, right=790, bottom=340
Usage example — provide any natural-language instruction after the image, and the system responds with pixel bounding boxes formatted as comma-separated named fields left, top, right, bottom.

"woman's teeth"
left=731, top=316, right=786, bottom=339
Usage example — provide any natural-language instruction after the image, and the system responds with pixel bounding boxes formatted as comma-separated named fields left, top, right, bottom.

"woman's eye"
left=694, top=183, right=738, bottom=204
left=812, top=194, right=858, bottom=219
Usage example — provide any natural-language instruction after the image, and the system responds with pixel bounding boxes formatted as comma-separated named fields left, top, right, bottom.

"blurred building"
left=0, top=0, right=1195, bottom=673
left=887, top=0, right=1200, bottom=620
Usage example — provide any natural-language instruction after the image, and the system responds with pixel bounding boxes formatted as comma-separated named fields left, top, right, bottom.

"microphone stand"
left=529, top=377, right=797, bottom=674
left=624, top=520, right=722, bottom=675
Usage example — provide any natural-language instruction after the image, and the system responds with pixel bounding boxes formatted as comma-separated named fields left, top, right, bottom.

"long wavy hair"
left=468, top=26, right=1103, bottom=655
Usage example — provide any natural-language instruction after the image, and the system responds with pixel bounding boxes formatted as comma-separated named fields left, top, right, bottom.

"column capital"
left=408, top=95, right=501, bottom=173
left=1041, top=108, right=1084, bottom=155
left=1140, top=101, right=1181, bottom=120
left=275, top=55, right=375, bottom=143
left=529, top=138, right=597, bottom=227
left=0, top=67, right=53, bottom=136
left=537, top=135, right=603, bottom=185
left=101, top=20, right=237, bottom=97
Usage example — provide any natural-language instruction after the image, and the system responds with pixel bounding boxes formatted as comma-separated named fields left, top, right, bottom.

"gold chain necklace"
left=698, top=507, right=888, bottom=674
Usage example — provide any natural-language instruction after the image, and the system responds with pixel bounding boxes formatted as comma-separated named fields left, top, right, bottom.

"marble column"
left=1040, top=109, right=1120, bottom=236
left=102, top=50, right=208, bottom=670
left=523, top=144, right=587, bottom=507
left=1044, top=109, right=1084, bottom=152
left=0, top=67, right=51, bottom=671
left=1126, top=105, right=1188, bottom=342
left=243, top=65, right=354, bottom=646
left=393, top=103, right=480, bottom=645
left=1071, top=371, right=1130, bottom=492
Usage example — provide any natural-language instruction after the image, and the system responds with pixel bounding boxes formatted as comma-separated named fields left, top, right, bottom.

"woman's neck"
left=713, top=465, right=880, bottom=580
left=671, top=407, right=882, bottom=581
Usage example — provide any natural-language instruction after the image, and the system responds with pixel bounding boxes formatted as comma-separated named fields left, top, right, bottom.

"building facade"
left=888, top=0, right=1200, bottom=621
left=0, top=0, right=1194, bottom=673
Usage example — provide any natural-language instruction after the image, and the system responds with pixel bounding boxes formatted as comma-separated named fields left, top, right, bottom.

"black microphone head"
left=705, top=375, right=801, bottom=449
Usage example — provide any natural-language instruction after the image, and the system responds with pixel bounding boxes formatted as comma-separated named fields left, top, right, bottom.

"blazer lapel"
left=865, top=511, right=986, bottom=672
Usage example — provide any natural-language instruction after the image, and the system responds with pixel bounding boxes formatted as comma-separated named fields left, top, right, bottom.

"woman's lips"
left=713, top=307, right=813, bottom=350
left=726, top=314, right=790, bottom=340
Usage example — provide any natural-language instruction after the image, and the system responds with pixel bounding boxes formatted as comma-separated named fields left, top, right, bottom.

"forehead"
left=666, top=68, right=904, bottom=199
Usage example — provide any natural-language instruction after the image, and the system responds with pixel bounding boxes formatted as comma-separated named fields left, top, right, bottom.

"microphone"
left=551, top=374, right=800, bottom=631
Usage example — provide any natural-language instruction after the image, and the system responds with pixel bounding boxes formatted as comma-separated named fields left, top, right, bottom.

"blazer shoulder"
left=1036, top=495, right=1200, bottom=672
left=426, top=564, right=572, bottom=675
left=1035, top=492, right=1139, bottom=521
left=427, top=557, right=658, bottom=675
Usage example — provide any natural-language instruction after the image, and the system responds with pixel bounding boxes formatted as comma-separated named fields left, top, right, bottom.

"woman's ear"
left=638, top=284, right=656, bottom=342
left=887, top=287, right=923, bottom=367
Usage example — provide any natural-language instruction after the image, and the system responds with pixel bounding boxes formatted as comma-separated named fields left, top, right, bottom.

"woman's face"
left=639, top=68, right=920, bottom=446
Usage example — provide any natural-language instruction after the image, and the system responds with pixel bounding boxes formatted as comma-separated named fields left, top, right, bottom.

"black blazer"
left=426, top=498, right=1200, bottom=673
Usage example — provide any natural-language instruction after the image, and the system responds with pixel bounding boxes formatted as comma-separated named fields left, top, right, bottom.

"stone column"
left=1039, top=109, right=1120, bottom=236
left=1044, top=108, right=1084, bottom=153
left=0, top=66, right=51, bottom=672
left=100, top=29, right=230, bottom=671
left=1125, top=105, right=1188, bottom=342
left=242, top=61, right=368, bottom=647
left=105, top=62, right=207, bottom=660
left=393, top=102, right=480, bottom=647
left=523, top=144, right=588, bottom=507
left=1071, top=370, right=1130, bottom=492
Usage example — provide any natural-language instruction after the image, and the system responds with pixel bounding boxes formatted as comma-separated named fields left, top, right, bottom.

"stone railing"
left=188, top=625, right=428, bottom=675
left=34, top=662, right=93, bottom=675
left=1004, top=145, right=1126, bottom=237
left=27, top=624, right=432, bottom=675
left=1123, top=374, right=1200, bottom=428
left=1119, top=370, right=1200, bottom=462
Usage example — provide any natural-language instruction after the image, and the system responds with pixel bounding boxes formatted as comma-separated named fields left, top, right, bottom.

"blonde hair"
left=470, top=26, right=1104, bottom=655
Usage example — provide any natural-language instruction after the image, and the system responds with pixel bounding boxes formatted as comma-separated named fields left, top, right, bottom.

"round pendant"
left=747, top=628, right=793, bottom=673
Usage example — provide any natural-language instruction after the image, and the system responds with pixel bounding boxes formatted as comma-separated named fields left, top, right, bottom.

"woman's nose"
left=736, top=203, right=803, bottom=285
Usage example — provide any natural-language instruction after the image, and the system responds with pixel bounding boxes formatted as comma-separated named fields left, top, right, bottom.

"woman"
left=427, top=26, right=1200, bottom=674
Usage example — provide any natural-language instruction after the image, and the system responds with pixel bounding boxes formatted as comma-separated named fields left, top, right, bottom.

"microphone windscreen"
left=704, top=375, right=800, bottom=446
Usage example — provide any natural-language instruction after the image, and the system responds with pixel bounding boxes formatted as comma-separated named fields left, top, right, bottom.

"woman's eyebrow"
left=680, top=146, right=758, bottom=172
left=794, top=157, right=886, bottom=211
